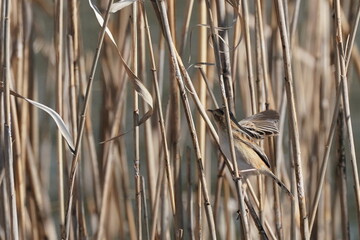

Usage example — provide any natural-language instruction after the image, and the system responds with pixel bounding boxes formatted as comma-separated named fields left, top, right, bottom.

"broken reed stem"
left=274, top=0, right=310, bottom=239
left=63, top=0, right=114, bottom=238
left=2, top=0, right=19, bottom=238
left=155, top=0, right=217, bottom=238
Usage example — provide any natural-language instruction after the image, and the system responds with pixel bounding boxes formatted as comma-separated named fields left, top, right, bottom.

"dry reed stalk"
left=63, top=0, right=115, bottom=238
left=14, top=2, right=27, bottom=237
left=54, top=0, right=65, bottom=233
left=337, top=109, right=350, bottom=240
left=345, top=2, right=360, bottom=69
left=155, top=1, right=217, bottom=239
left=141, top=176, right=150, bottom=240
left=138, top=6, right=156, bottom=208
left=205, top=0, right=249, bottom=238
left=150, top=149, right=166, bottom=240
left=141, top=0, right=176, bottom=216
left=307, top=1, right=354, bottom=233
left=68, top=0, right=80, bottom=141
left=179, top=0, right=194, bottom=56
left=166, top=0, right=182, bottom=235
left=10, top=86, right=24, bottom=240
left=334, top=0, right=360, bottom=235
left=117, top=138, right=138, bottom=240
left=26, top=141, right=57, bottom=239
left=196, top=0, right=208, bottom=238
left=274, top=0, right=309, bottom=239
left=216, top=0, right=234, bottom=112
left=2, top=0, right=19, bottom=239
left=96, top=39, right=135, bottom=239
left=254, top=0, right=266, bottom=227
left=131, top=3, right=143, bottom=240
left=241, top=0, right=256, bottom=114
left=177, top=56, right=234, bottom=172
left=186, top=147, right=195, bottom=240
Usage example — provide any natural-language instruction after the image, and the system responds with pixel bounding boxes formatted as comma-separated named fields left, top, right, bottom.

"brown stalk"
left=117, top=138, right=138, bottom=240
left=215, top=0, right=234, bottom=111
left=155, top=0, right=217, bottom=238
left=2, top=0, right=19, bottom=238
left=179, top=0, right=195, bottom=56
left=196, top=0, right=207, bottom=238
left=274, top=0, right=310, bottom=239
left=131, top=3, right=143, bottom=240
left=337, top=109, right=349, bottom=240
left=138, top=5, right=156, bottom=208
left=63, top=0, right=114, bottom=238
left=167, top=0, right=182, bottom=234
left=334, top=0, right=360, bottom=234
left=205, top=0, right=249, bottom=238
left=14, top=2, right=27, bottom=238
left=141, top=0, right=176, bottom=216
left=254, top=0, right=265, bottom=227
left=241, top=0, right=257, bottom=114
left=54, top=0, right=65, bottom=232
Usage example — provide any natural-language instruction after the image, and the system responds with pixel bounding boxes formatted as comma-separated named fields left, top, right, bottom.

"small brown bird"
left=208, top=107, right=292, bottom=197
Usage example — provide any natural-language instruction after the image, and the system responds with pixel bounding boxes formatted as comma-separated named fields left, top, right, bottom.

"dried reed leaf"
left=110, top=0, right=137, bottom=13
left=0, top=88, right=75, bottom=153
left=89, top=0, right=153, bottom=127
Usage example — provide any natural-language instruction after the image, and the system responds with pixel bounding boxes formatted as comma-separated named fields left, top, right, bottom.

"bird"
left=208, top=107, right=293, bottom=197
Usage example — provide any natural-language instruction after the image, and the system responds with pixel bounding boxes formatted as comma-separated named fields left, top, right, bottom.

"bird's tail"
left=262, top=170, right=294, bottom=198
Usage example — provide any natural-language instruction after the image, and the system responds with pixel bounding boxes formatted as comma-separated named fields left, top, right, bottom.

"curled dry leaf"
left=89, top=0, right=153, bottom=140
left=0, top=87, right=75, bottom=153
left=110, top=0, right=137, bottom=13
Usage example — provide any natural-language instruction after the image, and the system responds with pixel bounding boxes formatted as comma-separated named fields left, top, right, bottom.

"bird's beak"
left=207, top=109, right=214, bottom=113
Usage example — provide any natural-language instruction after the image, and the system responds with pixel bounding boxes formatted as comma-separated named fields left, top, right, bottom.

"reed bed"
left=1, top=0, right=360, bottom=239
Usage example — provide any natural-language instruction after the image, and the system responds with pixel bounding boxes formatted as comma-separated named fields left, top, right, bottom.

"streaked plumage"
left=209, top=107, right=292, bottom=197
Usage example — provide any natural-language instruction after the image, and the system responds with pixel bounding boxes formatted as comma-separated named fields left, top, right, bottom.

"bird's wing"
left=238, top=110, right=279, bottom=139
left=236, top=136, right=271, bottom=168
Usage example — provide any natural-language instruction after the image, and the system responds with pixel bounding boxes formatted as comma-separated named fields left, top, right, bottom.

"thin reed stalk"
left=141, top=0, right=176, bottom=216
left=334, top=0, right=360, bottom=234
left=2, top=0, right=19, bottom=238
left=54, top=0, right=65, bottom=233
left=274, top=0, right=309, bottom=239
left=63, top=0, right=115, bottom=238
left=205, top=0, right=249, bottom=238
left=155, top=1, right=217, bottom=238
